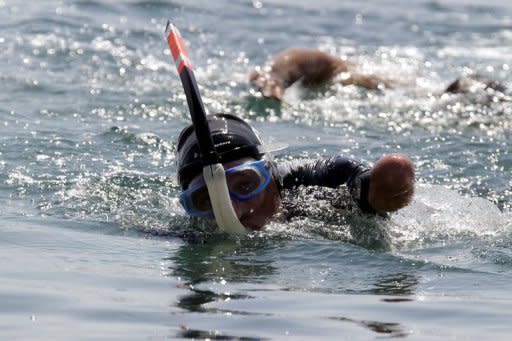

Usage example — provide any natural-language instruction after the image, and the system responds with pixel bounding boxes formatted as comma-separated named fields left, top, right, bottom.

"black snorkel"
left=165, top=22, right=247, bottom=234
left=165, top=22, right=218, bottom=166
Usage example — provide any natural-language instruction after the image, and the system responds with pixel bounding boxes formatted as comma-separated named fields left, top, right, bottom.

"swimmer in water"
left=177, top=113, right=415, bottom=231
left=249, top=48, right=507, bottom=101
left=249, top=48, right=393, bottom=101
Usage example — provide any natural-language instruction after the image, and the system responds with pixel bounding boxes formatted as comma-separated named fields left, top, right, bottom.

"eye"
left=233, top=179, right=259, bottom=195
left=228, top=169, right=262, bottom=195
left=190, top=187, right=212, bottom=211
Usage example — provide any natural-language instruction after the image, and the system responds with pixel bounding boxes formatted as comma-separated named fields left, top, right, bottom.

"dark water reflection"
left=167, top=237, right=281, bottom=339
left=176, top=288, right=253, bottom=314
left=371, top=272, right=419, bottom=296
left=178, top=328, right=269, bottom=341
left=328, top=316, right=409, bottom=338
left=169, top=236, right=280, bottom=285
left=167, top=235, right=419, bottom=339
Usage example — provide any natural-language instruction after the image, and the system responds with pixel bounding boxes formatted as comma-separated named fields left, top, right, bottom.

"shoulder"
left=276, top=158, right=319, bottom=174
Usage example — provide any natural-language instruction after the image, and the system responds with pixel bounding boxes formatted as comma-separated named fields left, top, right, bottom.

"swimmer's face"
left=187, top=157, right=281, bottom=231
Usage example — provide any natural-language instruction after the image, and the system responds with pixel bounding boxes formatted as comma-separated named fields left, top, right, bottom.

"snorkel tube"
left=165, top=22, right=247, bottom=235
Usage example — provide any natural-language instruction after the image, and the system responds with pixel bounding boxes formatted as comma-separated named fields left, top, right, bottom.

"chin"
left=240, top=218, right=265, bottom=231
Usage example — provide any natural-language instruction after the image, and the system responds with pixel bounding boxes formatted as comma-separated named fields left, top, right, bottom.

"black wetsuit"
left=276, top=156, right=374, bottom=214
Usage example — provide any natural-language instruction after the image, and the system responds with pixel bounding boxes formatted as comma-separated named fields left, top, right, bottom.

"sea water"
left=0, top=0, right=511, bottom=339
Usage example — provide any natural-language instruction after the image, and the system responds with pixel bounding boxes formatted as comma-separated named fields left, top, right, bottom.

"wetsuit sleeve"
left=278, top=156, right=375, bottom=213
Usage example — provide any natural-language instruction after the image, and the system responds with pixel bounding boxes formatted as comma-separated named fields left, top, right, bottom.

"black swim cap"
left=177, top=113, right=265, bottom=189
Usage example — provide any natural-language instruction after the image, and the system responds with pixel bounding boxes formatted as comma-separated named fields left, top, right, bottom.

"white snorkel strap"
left=166, top=22, right=247, bottom=235
left=203, top=164, right=247, bottom=234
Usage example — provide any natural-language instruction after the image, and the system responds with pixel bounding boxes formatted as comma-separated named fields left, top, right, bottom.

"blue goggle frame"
left=179, top=159, right=272, bottom=218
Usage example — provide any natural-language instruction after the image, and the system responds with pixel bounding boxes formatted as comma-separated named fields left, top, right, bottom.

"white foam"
left=388, top=183, right=509, bottom=249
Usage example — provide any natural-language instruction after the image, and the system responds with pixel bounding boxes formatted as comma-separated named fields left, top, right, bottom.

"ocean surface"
left=1, top=0, right=511, bottom=339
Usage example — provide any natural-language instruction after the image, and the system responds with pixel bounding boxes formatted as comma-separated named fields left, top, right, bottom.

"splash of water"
left=389, top=183, right=510, bottom=250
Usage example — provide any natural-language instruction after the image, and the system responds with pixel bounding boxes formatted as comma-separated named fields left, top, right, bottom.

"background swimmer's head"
left=445, top=74, right=507, bottom=94
left=177, top=113, right=279, bottom=190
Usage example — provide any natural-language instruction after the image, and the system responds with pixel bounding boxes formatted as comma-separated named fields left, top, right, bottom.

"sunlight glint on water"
left=0, top=0, right=511, bottom=340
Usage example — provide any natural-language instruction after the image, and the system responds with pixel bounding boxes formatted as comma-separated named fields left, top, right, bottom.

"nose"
left=230, top=199, right=251, bottom=219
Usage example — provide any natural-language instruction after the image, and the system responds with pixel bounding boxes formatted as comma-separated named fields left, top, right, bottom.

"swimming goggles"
left=180, top=159, right=272, bottom=218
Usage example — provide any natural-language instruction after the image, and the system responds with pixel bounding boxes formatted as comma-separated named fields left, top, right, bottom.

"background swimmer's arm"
left=344, top=73, right=394, bottom=90
left=335, top=65, right=394, bottom=90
